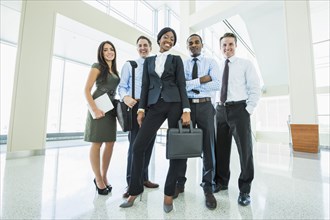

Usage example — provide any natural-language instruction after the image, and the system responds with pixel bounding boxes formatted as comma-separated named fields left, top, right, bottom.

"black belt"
left=219, top=100, right=246, bottom=106
left=189, top=97, right=211, bottom=104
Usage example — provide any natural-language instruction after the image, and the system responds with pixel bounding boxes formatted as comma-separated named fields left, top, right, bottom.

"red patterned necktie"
left=220, top=59, right=230, bottom=103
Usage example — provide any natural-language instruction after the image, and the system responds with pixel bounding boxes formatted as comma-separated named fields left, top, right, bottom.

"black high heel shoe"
left=119, top=193, right=142, bottom=208
left=93, top=179, right=109, bottom=195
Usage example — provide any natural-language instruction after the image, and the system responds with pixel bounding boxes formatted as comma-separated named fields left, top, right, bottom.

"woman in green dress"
left=84, top=41, right=120, bottom=195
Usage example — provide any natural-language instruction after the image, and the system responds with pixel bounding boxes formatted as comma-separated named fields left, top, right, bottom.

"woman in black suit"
left=119, top=27, right=191, bottom=213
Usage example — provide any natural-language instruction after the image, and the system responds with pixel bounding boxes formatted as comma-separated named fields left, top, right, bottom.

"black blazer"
left=139, top=54, right=190, bottom=110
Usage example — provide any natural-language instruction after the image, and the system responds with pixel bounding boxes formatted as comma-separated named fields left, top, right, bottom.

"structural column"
left=7, top=1, right=56, bottom=154
left=284, top=1, right=318, bottom=152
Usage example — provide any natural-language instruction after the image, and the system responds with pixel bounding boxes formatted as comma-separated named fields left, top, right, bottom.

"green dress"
left=84, top=63, right=120, bottom=142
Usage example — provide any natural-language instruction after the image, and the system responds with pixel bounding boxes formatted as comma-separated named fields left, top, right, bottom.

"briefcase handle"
left=177, top=120, right=194, bottom=133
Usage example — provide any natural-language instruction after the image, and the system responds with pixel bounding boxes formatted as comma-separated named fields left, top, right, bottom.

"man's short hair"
left=220, top=32, right=237, bottom=44
left=187, top=34, right=203, bottom=44
left=136, top=35, right=152, bottom=47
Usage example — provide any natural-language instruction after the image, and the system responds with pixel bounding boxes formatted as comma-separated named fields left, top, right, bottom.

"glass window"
left=317, top=94, right=329, bottom=133
left=157, top=8, right=165, bottom=33
left=317, top=94, right=330, bottom=116
left=82, top=0, right=108, bottom=14
left=256, top=96, right=290, bottom=132
left=169, top=11, right=180, bottom=45
left=110, top=1, right=135, bottom=22
left=59, top=61, right=90, bottom=132
left=0, top=1, right=21, bottom=43
left=109, top=9, right=134, bottom=27
left=309, top=1, right=329, bottom=138
left=309, top=1, right=329, bottom=43
left=310, top=1, right=329, bottom=88
left=0, top=43, right=16, bottom=135
left=204, top=28, right=213, bottom=50
left=313, top=41, right=329, bottom=87
left=137, top=1, right=153, bottom=33
left=47, top=57, right=64, bottom=133
left=195, top=1, right=215, bottom=13
left=318, top=116, right=329, bottom=134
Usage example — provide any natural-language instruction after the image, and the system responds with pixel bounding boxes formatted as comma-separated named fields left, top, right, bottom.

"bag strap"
left=128, top=60, right=138, bottom=99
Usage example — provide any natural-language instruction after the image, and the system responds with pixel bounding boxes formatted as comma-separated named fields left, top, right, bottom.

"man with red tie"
left=214, top=32, right=261, bottom=206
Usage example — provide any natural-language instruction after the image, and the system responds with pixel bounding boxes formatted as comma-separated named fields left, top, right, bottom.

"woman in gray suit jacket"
left=120, top=27, right=191, bottom=213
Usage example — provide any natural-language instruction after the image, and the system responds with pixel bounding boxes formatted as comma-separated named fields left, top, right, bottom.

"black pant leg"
left=128, top=101, right=167, bottom=196
left=164, top=102, right=187, bottom=196
left=215, top=105, right=232, bottom=186
left=126, top=104, right=139, bottom=185
left=229, top=104, right=254, bottom=193
left=195, top=102, right=216, bottom=193
left=143, top=134, right=157, bottom=181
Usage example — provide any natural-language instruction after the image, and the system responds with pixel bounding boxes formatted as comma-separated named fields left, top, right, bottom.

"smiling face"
left=187, top=35, right=203, bottom=57
left=103, top=43, right=115, bottom=62
left=220, top=37, right=237, bottom=58
left=158, top=31, right=175, bottom=53
left=137, top=38, right=151, bottom=58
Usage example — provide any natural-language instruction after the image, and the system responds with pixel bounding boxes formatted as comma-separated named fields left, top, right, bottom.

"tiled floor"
left=0, top=137, right=329, bottom=219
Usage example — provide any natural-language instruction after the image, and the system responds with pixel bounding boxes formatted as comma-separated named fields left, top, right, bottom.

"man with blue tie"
left=175, top=34, right=221, bottom=210
left=118, top=36, right=159, bottom=198
left=214, top=32, right=260, bottom=206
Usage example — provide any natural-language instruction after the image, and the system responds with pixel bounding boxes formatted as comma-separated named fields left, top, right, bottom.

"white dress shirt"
left=219, top=56, right=261, bottom=114
left=155, top=51, right=170, bottom=77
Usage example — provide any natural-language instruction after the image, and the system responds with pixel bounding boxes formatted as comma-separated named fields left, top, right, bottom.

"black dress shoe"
left=213, top=183, right=228, bottom=193
left=238, top=192, right=251, bottom=206
left=173, top=187, right=184, bottom=199
left=204, top=192, right=217, bottom=210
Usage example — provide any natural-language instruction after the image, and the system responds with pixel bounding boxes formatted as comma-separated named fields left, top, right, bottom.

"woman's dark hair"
left=97, top=40, right=119, bottom=82
left=157, top=27, right=177, bottom=46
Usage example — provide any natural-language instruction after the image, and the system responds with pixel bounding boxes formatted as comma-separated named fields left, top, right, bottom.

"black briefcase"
left=166, top=121, right=203, bottom=159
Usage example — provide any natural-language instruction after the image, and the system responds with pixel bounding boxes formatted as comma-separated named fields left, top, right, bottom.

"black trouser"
left=176, top=101, right=216, bottom=193
left=126, top=104, right=156, bottom=185
left=215, top=102, right=254, bottom=194
left=128, top=99, right=186, bottom=196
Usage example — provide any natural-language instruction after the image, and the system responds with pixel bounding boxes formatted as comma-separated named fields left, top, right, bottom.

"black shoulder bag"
left=117, top=61, right=138, bottom=131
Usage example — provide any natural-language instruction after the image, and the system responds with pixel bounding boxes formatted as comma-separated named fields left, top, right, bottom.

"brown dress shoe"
left=143, top=180, right=159, bottom=188
left=173, top=187, right=184, bottom=199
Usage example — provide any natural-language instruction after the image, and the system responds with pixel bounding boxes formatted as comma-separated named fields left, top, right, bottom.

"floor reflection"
left=0, top=141, right=329, bottom=219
